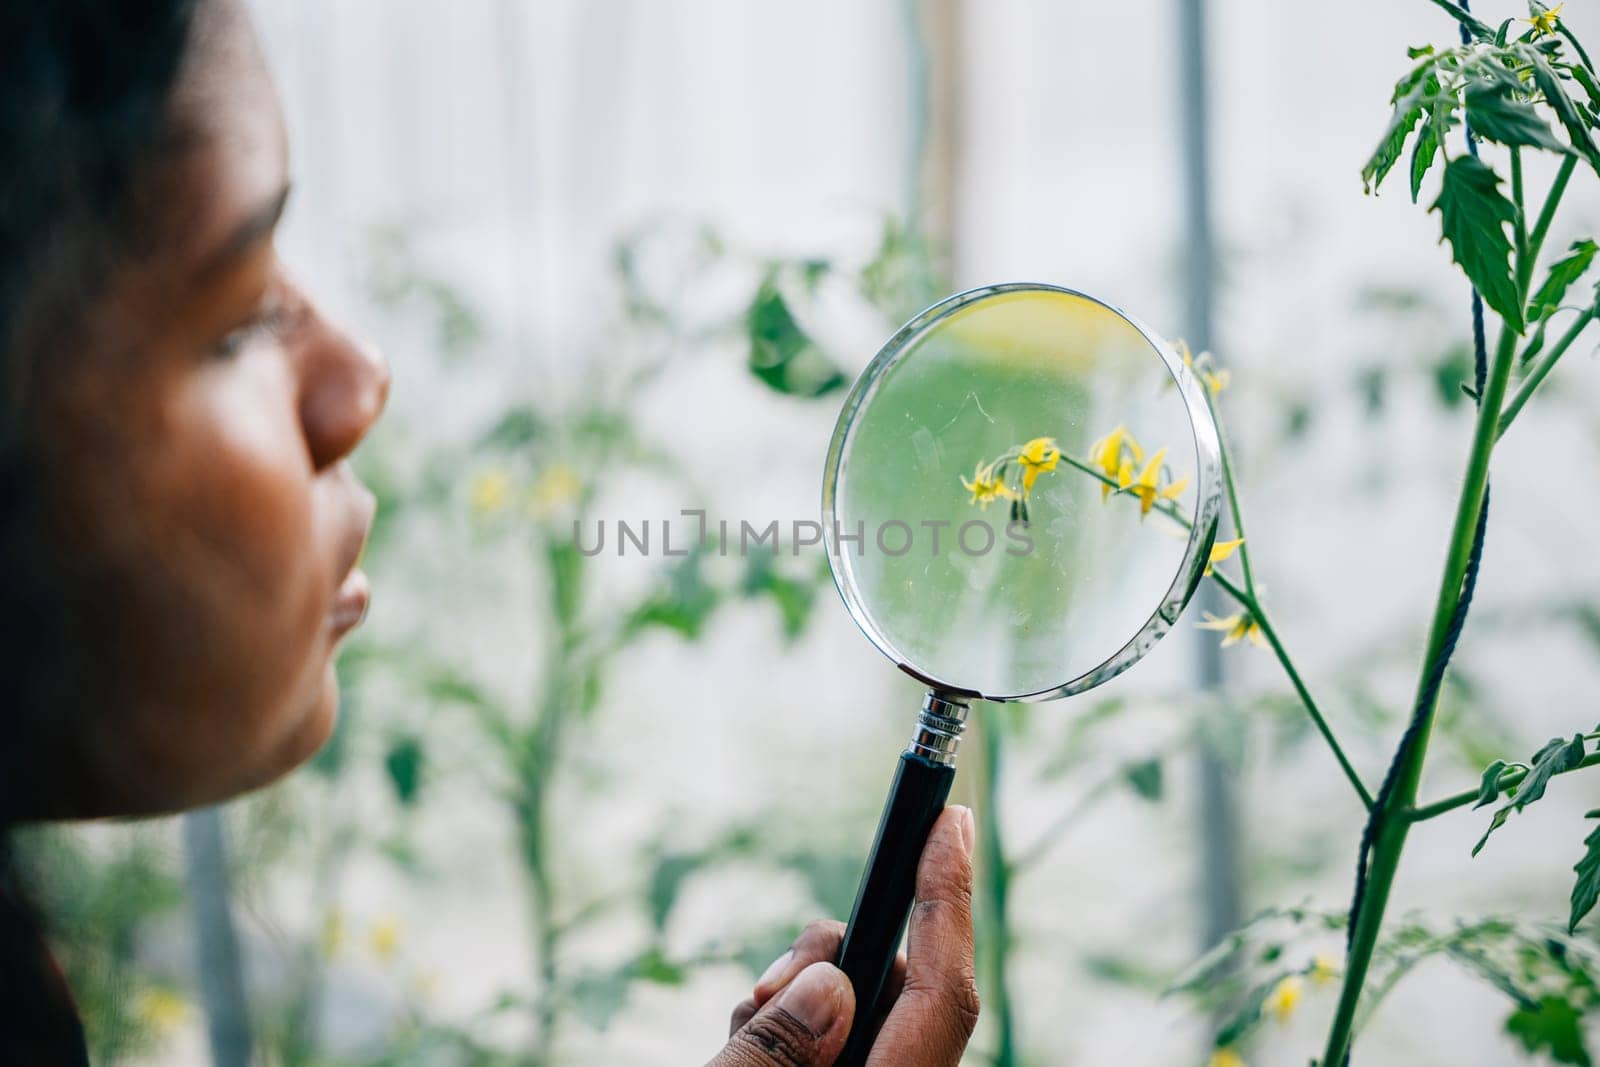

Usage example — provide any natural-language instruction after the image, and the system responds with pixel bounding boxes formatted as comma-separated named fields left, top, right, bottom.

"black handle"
left=834, top=750, right=956, bottom=1067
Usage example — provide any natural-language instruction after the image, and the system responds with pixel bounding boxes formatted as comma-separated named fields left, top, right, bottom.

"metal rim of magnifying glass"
left=821, top=282, right=1224, bottom=704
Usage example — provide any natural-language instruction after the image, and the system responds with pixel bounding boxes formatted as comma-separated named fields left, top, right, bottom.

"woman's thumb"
left=707, top=961, right=855, bottom=1067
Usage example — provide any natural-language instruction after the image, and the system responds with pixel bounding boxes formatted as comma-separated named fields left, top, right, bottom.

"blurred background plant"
left=14, top=0, right=1600, bottom=1064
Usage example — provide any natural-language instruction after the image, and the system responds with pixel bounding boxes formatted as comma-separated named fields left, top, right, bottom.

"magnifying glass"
left=821, top=283, right=1222, bottom=1064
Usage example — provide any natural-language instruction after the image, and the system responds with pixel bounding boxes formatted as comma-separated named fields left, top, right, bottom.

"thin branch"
left=1407, top=749, right=1600, bottom=822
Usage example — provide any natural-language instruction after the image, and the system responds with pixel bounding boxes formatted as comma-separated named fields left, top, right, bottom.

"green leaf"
left=1426, top=0, right=1493, bottom=41
left=627, top=551, right=718, bottom=639
left=384, top=735, right=425, bottom=807
left=1564, top=62, right=1600, bottom=117
left=1569, top=811, right=1600, bottom=933
left=1123, top=758, right=1165, bottom=802
left=1364, top=74, right=1433, bottom=193
left=1465, top=81, right=1570, bottom=152
left=1507, top=995, right=1593, bottom=1066
left=1530, top=239, right=1599, bottom=321
left=1432, top=155, right=1525, bottom=332
left=745, top=276, right=846, bottom=398
left=1474, top=759, right=1511, bottom=808
left=478, top=406, right=546, bottom=451
left=546, top=537, right=585, bottom=629
left=1411, top=105, right=1447, bottom=202
left=1215, top=970, right=1292, bottom=1048
left=1527, top=50, right=1600, bottom=172
left=1475, top=734, right=1588, bottom=855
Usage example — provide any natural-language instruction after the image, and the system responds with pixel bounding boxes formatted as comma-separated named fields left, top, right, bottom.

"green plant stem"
left=973, top=709, right=1018, bottom=1067
left=1203, top=388, right=1258, bottom=597
left=1060, top=450, right=1368, bottom=808
left=1497, top=307, right=1596, bottom=439
left=1524, top=156, right=1578, bottom=286
left=1318, top=320, right=1520, bottom=1067
left=1407, top=749, right=1600, bottom=821
left=1511, top=148, right=1529, bottom=286
left=1209, top=572, right=1374, bottom=809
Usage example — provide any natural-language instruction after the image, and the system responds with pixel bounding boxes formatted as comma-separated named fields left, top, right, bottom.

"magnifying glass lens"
left=832, top=288, right=1204, bottom=698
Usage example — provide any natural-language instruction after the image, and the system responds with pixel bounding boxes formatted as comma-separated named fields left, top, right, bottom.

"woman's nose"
left=298, top=304, right=390, bottom=471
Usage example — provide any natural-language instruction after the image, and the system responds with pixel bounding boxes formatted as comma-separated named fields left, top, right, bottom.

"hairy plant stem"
left=1061, top=447, right=1370, bottom=807
left=1498, top=307, right=1597, bottom=438
left=1318, top=315, right=1520, bottom=1067
left=1524, top=156, right=1578, bottom=287
left=1209, top=572, right=1373, bottom=809
left=1202, top=388, right=1258, bottom=597
left=1408, top=745, right=1600, bottom=822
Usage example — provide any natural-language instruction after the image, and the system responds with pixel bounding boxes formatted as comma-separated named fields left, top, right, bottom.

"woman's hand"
left=706, top=805, right=979, bottom=1067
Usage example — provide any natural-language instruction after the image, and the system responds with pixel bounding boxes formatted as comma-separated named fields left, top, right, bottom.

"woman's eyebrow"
left=196, top=183, right=291, bottom=279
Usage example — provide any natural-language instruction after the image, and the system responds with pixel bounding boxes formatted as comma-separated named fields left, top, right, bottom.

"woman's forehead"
left=160, top=0, right=288, bottom=277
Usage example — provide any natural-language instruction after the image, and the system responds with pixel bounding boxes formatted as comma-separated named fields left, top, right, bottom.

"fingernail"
left=958, top=806, right=976, bottom=858
left=756, top=948, right=795, bottom=992
left=777, top=962, right=845, bottom=1034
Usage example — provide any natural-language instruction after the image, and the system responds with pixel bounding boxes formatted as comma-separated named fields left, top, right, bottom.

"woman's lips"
left=330, top=566, right=371, bottom=634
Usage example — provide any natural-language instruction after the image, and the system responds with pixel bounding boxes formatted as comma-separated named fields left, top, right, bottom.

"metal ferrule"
left=906, top=691, right=970, bottom=766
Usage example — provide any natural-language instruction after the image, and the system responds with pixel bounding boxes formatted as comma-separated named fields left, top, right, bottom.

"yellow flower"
left=1089, top=424, right=1144, bottom=500
left=320, top=906, right=346, bottom=958
left=1206, top=537, right=1245, bottom=576
left=1311, top=953, right=1340, bottom=986
left=1198, top=611, right=1266, bottom=649
left=1265, top=975, right=1304, bottom=1022
left=1174, top=338, right=1230, bottom=395
left=1527, top=2, right=1564, bottom=36
left=369, top=914, right=404, bottom=963
left=1208, top=1050, right=1246, bottom=1067
left=530, top=463, right=582, bottom=516
left=1129, top=446, right=1188, bottom=518
left=470, top=469, right=511, bottom=517
left=960, top=462, right=1015, bottom=509
left=132, top=987, right=191, bottom=1035
left=1016, top=436, right=1062, bottom=493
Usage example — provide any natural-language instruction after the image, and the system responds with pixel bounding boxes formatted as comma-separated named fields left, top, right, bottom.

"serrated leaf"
left=1527, top=50, right=1600, bottom=172
left=1476, top=734, right=1588, bottom=855
left=1530, top=239, right=1599, bottom=321
left=746, top=277, right=846, bottom=398
left=1565, top=62, right=1600, bottom=117
left=1433, top=156, right=1525, bottom=332
left=1426, top=0, right=1494, bottom=41
left=1506, top=995, right=1592, bottom=1066
left=1465, top=81, right=1570, bottom=152
left=1474, top=759, right=1511, bottom=808
left=1411, top=106, right=1446, bottom=202
left=1569, top=813, right=1600, bottom=933
left=1365, top=84, right=1428, bottom=194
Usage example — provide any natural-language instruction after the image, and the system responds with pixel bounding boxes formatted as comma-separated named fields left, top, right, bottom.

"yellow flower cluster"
left=470, top=464, right=583, bottom=520
left=960, top=436, right=1061, bottom=522
left=1088, top=424, right=1188, bottom=519
left=1527, top=2, right=1564, bottom=36
left=1197, top=610, right=1266, bottom=649
left=1173, top=338, right=1230, bottom=396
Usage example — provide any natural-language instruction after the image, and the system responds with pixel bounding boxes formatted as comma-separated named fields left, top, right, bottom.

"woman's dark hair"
left=1, top=1, right=200, bottom=1059
left=0, top=0, right=200, bottom=814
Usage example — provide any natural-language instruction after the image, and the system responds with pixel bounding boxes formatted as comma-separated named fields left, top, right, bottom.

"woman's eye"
left=211, top=301, right=294, bottom=359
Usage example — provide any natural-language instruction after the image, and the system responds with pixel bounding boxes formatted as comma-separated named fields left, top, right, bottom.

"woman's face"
left=29, top=0, right=388, bottom=817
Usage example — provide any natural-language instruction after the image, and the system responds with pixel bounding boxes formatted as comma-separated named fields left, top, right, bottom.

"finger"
left=752, top=920, right=847, bottom=1006
left=867, top=805, right=980, bottom=1067
left=707, top=961, right=855, bottom=1067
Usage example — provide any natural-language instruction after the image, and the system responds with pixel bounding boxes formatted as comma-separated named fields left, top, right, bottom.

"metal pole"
left=182, top=808, right=252, bottom=1067
left=1175, top=0, right=1245, bottom=954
